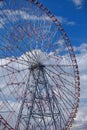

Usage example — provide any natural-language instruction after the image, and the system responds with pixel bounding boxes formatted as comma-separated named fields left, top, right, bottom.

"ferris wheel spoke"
left=56, top=76, right=76, bottom=103
left=0, top=11, right=38, bottom=63
left=45, top=65, right=74, bottom=79
left=14, top=56, right=34, bottom=65
left=6, top=4, right=42, bottom=62
left=58, top=96, right=71, bottom=118
left=49, top=66, right=74, bottom=78
left=17, top=44, right=37, bottom=63
left=0, top=37, right=18, bottom=59
left=50, top=28, right=59, bottom=43
left=0, top=55, right=22, bottom=66
left=59, top=85, right=76, bottom=99
left=44, top=79, right=69, bottom=124
left=48, top=72, right=76, bottom=99
left=0, top=32, right=30, bottom=62
left=56, top=75, right=75, bottom=108
left=45, top=64, right=75, bottom=67
left=55, top=80, right=76, bottom=99
left=0, top=64, right=27, bottom=74
left=12, top=69, right=28, bottom=90
left=0, top=41, right=13, bottom=58
left=0, top=70, right=28, bottom=110
left=36, top=101, right=47, bottom=130
left=10, top=59, right=29, bottom=67
left=45, top=67, right=75, bottom=88
left=41, top=29, right=59, bottom=53
left=0, top=38, right=37, bottom=64
left=58, top=88, right=74, bottom=108
left=15, top=70, right=32, bottom=130
left=33, top=102, right=46, bottom=129
left=44, top=68, right=75, bottom=100
left=52, top=65, right=74, bottom=77
left=44, top=69, right=74, bottom=112
left=44, top=69, right=75, bottom=97
left=52, top=96, right=68, bottom=128
left=0, top=92, right=17, bottom=117
left=0, top=67, right=28, bottom=79
left=2, top=56, right=29, bottom=67
left=46, top=83, right=71, bottom=118
left=35, top=88, right=48, bottom=129
left=42, top=70, right=58, bottom=130
left=50, top=98, right=67, bottom=129
left=59, top=102, right=70, bottom=117
left=32, top=115, right=43, bottom=130
left=47, top=86, right=66, bottom=129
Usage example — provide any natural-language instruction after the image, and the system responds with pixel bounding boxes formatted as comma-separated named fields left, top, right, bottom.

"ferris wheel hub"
left=30, top=63, right=45, bottom=71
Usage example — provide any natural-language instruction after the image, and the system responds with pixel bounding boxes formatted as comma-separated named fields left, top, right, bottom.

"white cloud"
left=74, top=43, right=87, bottom=98
left=74, top=43, right=87, bottom=54
left=0, top=43, right=87, bottom=129
left=71, top=43, right=87, bottom=129
left=0, top=49, right=79, bottom=129
left=71, top=101, right=87, bottom=130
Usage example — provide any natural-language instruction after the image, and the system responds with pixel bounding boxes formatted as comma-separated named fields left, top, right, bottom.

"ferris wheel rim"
left=0, top=0, right=80, bottom=130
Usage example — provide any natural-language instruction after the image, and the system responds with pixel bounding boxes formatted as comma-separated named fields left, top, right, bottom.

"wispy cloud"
left=72, top=0, right=83, bottom=6
left=0, top=9, right=76, bottom=30
left=57, top=16, right=76, bottom=26
left=71, top=0, right=83, bottom=9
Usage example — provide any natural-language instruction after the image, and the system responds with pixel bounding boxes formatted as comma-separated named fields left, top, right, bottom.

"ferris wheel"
left=0, top=0, right=80, bottom=130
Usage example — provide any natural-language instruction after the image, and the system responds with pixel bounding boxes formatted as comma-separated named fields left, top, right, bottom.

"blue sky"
left=39, top=0, right=87, bottom=46
left=38, top=0, right=87, bottom=130
left=0, top=0, right=87, bottom=129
